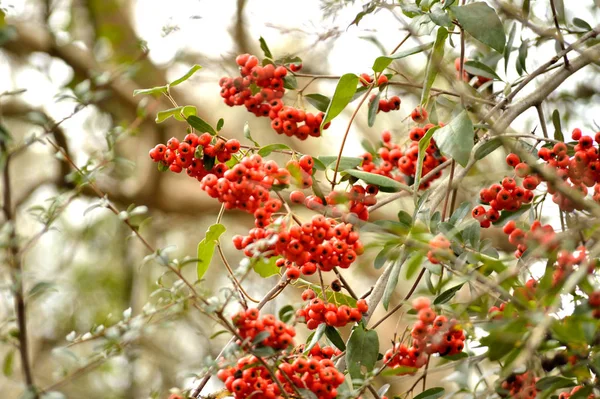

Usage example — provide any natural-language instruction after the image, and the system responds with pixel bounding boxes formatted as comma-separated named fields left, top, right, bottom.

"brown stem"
left=535, top=104, right=549, bottom=139
left=44, top=138, right=203, bottom=301
left=333, top=267, right=358, bottom=300
left=441, top=161, right=456, bottom=222
left=549, top=0, right=569, bottom=67
left=331, top=85, right=374, bottom=190
left=1, top=138, right=37, bottom=397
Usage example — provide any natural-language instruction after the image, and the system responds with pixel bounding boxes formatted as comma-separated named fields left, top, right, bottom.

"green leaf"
left=169, top=64, right=202, bottom=87
left=305, top=323, right=326, bottom=353
left=463, top=60, right=501, bottom=80
left=216, top=118, right=225, bottom=131
left=187, top=115, right=217, bottom=135
left=257, top=143, right=292, bottom=157
left=462, top=221, right=481, bottom=248
left=3, top=350, right=14, bottom=377
left=133, top=86, right=168, bottom=97
left=475, top=138, right=502, bottom=160
left=452, top=2, right=506, bottom=52
left=433, top=283, right=464, bottom=304
left=283, top=75, right=297, bottom=90
left=372, top=42, right=434, bottom=73
left=504, top=23, right=517, bottom=73
left=421, top=28, right=448, bottom=105
left=298, top=279, right=357, bottom=307
left=304, top=93, right=331, bottom=113
left=367, top=91, right=381, bottom=127
left=572, top=18, right=592, bottom=31
left=552, top=109, right=564, bottom=141
left=383, top=256, right=405, bottom=310
left=429, top=9, right=452, bottom=28
left=298, top=389, right=319, bottom=399
left=196, top=223, right=226, bottom=280
left=156, top=105, right=197, bottom=123
left=522, top=0, right=530, bottom=17
left=259, top=37, right=273, bottom=59
left=322, top=73, right=359, bottom=128
left=414, top=127, right=439, bottom=198
left=346, top=324, right=379, bottom=382
left=493, top=204, right=531, bottom=226
left=325, top=326, right=346, bottom=351
left=318, top=156, right=363, bottom=171
left=406, top=252, right=425, bottom=280
left=433, top=110, right=474, bottom=167
left=278, top=305, right=295, bottom=323
left=253, top=256, right=281, bottom=278
left=517, top=40, right=528, bottom=74
left=536, top=376, right=575, bottom=391
left=344, top=170, right=410, bottom=193
left=448, top=201, right=471, bottom=225
left=414, top=387, right=445, bottom=399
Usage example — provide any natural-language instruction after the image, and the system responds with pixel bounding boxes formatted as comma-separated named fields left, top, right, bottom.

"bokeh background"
left=0, top=0, right=599, bottom=398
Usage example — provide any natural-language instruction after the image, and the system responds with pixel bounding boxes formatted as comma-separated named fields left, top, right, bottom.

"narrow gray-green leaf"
left=258, top=143, right=292, bottom=157
left=304, top=93, right=331, bottom=113
left=414, top=387, right=445, bottom=399
left=414, top=126, right=439, bottom=202
left=156, top=105, right=196, bottom=123
left=259, top=36, right=273, bottom=59
left=421, top=28, right=448, bottom=105
left=432, top=110, right=474, bottom=167
left=504, top=23, right=517, bottom=73
left=187, top=115, right=217, bottom=135
left=372, top=42, right=433, bottom=73
left=197, top=223, right=226, bottom=280
left=344, top=170, right=410, bottom=193
left=552, top=109, right=564, bottom=141
left=169, top=64, right=202, bottom=87
left=463, top=60, right=501, bottom=80
left=452, top=2, right=506, bottom=52
left=367, top=91, right=381, bottom=127
left=321, top=73, right=359, bottom=128
left=383, top=255, right=406, bottom=310
left=305, top=323, right=326, bottom=353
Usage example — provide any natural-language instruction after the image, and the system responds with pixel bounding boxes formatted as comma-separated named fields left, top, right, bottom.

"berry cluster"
left=219, top=53, right=329, bottom=140
left=537, top=130, right=600, bottom=212
left=368, top=94, right=401, bottom=113
left=232, top=308, right=296, bottom=350
left=552, top=247, right=589, bottom=286
left=296, top=289, right=369, bottom=330
left=427, top=234, right=452, bottom=264
left=218, top=353, right=345, bottom=399
left=498, top=372, right=538, bottom=399
left=200, top=154, right=289, bottom=219
left=476, top=171, right=536, bottom=228
left=286, top=155, right=315, bottom=189
left=384, top=297, right=465, bottom=375
left=149, top=133, right=240, bottom=175
left=503, top=220, right=557, bottom=258
left=361, top=128, right=446, bottom=189
left=233, top=215, right=364, bottom=279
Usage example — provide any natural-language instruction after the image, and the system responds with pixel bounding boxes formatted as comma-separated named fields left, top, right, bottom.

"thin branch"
left=1, top=131, right=37, bottom=397
left=549, top=0, right=569, bottom=67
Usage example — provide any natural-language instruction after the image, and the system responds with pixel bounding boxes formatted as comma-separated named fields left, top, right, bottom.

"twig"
left=370, top=268, right=426, bottom=329
left=1, top=131, right=37, bottom=397
left=333, top=267, right=358, bottom=300
left=331, top=85, right=374, bottom=190
left=549, top=0, right=569, bottom=67
left=535, top=104, right=549, bottom=139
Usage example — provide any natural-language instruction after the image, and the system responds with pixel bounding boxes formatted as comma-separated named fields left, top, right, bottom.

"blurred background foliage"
left=0, top=0, right=598, bottom=398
